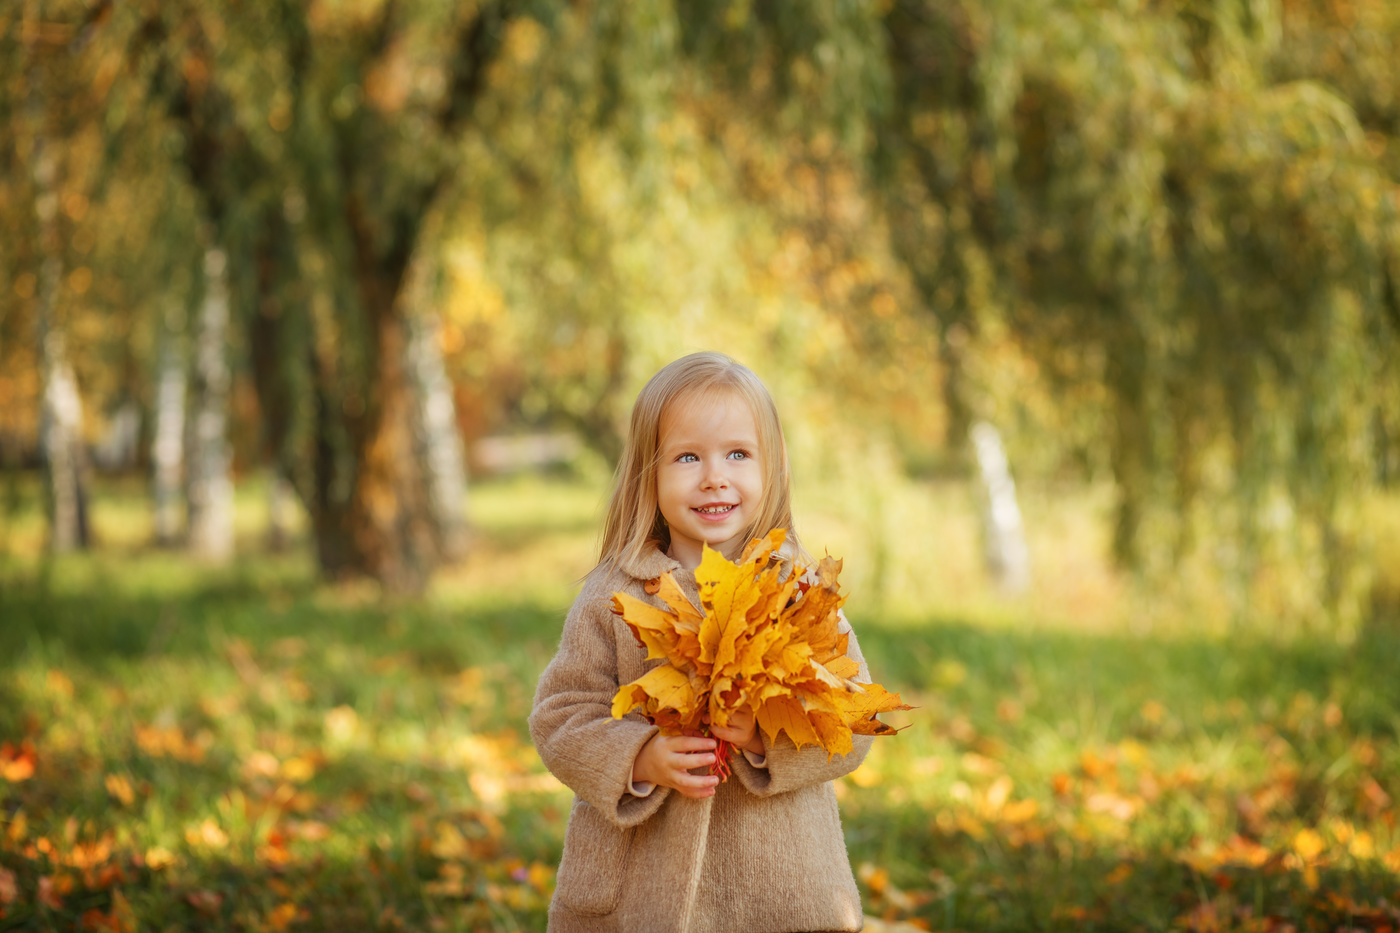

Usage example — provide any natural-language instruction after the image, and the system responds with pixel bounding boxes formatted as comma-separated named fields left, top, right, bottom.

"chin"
left=705, top=533, right=741, bottom=551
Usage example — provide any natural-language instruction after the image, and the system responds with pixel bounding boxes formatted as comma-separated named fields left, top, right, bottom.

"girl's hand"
left=707, top=710, right=764, bottom=756
left=633, top=734, right=721, bottom=798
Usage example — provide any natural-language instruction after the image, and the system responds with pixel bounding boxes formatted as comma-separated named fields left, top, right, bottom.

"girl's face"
left=656, top=389, right=764, bottom=570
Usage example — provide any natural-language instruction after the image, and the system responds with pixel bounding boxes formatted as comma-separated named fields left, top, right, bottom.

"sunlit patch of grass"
left=1, top=471, right=1398, bottom=931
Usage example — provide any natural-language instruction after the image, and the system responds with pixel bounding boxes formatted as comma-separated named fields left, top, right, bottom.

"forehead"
left=659, top=387, right=759, bottom=445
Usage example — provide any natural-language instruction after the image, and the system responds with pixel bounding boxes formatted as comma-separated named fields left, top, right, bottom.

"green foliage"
left=439, top=5, right=936, bottom=468
left=4, top=0, right=1399, bottom=620
left=876, top=0, right=1400, bottom=625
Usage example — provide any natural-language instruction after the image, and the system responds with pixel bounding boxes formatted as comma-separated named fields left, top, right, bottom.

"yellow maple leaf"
left=612, top=529, right=912, bottom=768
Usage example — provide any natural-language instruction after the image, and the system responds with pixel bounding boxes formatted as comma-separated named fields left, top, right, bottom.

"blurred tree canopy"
left=2, top=0, right=1397, bottom=619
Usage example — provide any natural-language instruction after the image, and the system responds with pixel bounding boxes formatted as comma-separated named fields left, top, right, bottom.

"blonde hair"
left=597, top=352, right=801, bottom=573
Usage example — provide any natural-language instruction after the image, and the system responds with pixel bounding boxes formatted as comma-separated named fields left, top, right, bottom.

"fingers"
left=703, top=711, right=754, bottom=727
left=708, top=724, right=744, bottom=743
left=666, top=745, right=716, bottom=773
left=655, top=737, right=720, bottom=796
left=641, top=733, right=725, bottom=797
left=708, top=715, right=756, bottom=745
left=669, top=771, right=720, bottom=798
left=675, top=784, right=717, bottom=799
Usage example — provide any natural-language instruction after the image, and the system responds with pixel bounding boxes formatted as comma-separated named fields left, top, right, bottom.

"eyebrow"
left=661, top=439, right=758, bottom=453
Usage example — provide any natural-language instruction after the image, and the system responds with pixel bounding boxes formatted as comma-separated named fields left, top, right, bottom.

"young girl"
left=529, top=352, right=872, bottom=933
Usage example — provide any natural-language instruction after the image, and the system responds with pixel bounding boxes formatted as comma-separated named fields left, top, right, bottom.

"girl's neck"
left=666, top=535, right=740, bottom=572
left=666, top=538, right=704, bottom=572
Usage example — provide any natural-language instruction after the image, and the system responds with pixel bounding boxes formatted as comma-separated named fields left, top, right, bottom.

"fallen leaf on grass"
left=1079, top=748, right=1115, bottom=780
left=80, top=899, right=135, bottom=933
left=1291, top=827, right=1325, bottom=862
left=38, top=873, right=72, bottom=909
left=105, top=774, right=135, bottom=806
left=0, top=742, right=36, bottom=782
left=186, top=889, right=224, bottom=916
left=266, top=902, right=301, bottom=931
left=135, top=725, right=210, bottom=763
left=243, top=751, right=281, bottom=780
left=185, top=819, right=229, bottom=850
left=525, top=861, right=554, bottom=894
left=1086, top=791, right=1141, bottom=821
left=81, top=908, right=120, bottom=932
left=1360, top=776, right=1392, bottom=811
left=324, top=705, right=359, bottom=744
left=858, top=862, right=889, bottom=896
left=110, top=891, right=136, bottom=933
left=1173, top=900, right=1222, bottom=932
left=984, top=775, right=1013, bottom=812
left=288, top=819, right=330, bottom=842
left=280, top=756, right=317, bottom=784
left=1000, top=798, right=1039, bottom=823
left=1104, top=863, right=1133, bottom=884
left=144, top=846, right=176, bottom=870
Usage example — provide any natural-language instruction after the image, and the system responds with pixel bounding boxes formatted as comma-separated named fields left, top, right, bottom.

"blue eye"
left=728, top=450, right=749, bottom=460
left=678, top=453, right=698, bottom=463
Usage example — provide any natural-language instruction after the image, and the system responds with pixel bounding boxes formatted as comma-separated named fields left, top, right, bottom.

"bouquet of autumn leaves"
left=611, top=529, right=910, bottom=778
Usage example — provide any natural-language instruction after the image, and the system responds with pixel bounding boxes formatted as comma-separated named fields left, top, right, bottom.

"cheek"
left=655, top=470, right=685, bottom=511
left=741, top=464, right=766, bottom=499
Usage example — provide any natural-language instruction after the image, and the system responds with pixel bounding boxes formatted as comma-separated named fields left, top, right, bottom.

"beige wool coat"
left=529, top=543, right=873, bottom=933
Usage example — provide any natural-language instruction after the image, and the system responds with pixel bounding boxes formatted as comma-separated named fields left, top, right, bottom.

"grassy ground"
left=1, top=472, right=1398, bottom=932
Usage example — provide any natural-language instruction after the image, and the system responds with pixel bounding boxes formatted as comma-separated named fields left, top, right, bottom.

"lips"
left=693, top=503, right=737, bottom=516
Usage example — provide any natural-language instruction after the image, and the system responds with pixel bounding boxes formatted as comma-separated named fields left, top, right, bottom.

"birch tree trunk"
left=33, top=138, right=90, bottom=552
left=407, top=312, right=468, bottom=561
left=970, top=421, right=1030, bottom=595
left=151, top=298, right=187, bottom=545
left=186, top=248, right=234, bottom=562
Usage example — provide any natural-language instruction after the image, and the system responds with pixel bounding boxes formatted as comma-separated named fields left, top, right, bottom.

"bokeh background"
left=2, top=1, right=1400, bottom=931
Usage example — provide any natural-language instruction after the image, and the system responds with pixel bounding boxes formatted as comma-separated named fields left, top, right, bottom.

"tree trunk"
left=33, top=138, right=90, bottom=553
left=38, top=319, right=90, bottom=553
left=407, top=311, right=468, bottom=561
left=299, top=260, right=440, bottom=593
left=266, top=467, right=293, bottom=551
left=970, top=421, right=1030, bottom=595
left=186, top=247, right=234, bottom=562
left=343, top=288, right=438, bottom=592
left=151, top=298, right=187, bottom=545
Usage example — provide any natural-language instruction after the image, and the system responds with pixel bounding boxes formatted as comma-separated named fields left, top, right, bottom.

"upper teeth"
left=698, top=505, right=732, bottom=513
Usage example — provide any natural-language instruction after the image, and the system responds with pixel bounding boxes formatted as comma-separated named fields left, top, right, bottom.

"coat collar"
left=618, top=541, right=683, bottom=583
left=615, top=535, right=799, bottom=583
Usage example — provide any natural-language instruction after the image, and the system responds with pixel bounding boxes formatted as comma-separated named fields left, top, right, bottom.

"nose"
left=700, top=459, right=729, bottom=490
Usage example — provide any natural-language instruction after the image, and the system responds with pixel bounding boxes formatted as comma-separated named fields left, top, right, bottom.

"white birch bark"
left=152, top=298, right=187, bottom=545
left=186, top=248, right=234, bottom=562
left=970, top=421, right=1030, bottom=594
left=33, top=137, right=90, bottom=552
left=92, top=402, right=141, bottom=471
left=407, top=312, right=468, bottom=560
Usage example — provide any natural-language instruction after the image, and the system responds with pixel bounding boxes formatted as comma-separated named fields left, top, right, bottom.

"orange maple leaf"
left=611, top=529, right=912, bottom=772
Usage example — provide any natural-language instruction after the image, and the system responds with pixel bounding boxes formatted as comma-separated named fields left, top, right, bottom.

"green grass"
left=1, top=472, right=1398, bottom=932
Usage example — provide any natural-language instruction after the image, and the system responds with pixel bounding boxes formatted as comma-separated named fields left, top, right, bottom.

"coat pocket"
left=554, top=798, right=634, bottom=916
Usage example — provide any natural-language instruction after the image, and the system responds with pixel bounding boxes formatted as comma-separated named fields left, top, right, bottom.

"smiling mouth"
left=694, top=505, right=736, bottom=515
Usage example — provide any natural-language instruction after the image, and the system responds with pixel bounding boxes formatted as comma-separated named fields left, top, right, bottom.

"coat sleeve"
left=730, top=611, right=876, bottom=797
left=528, top=574, right=672, bottom=828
